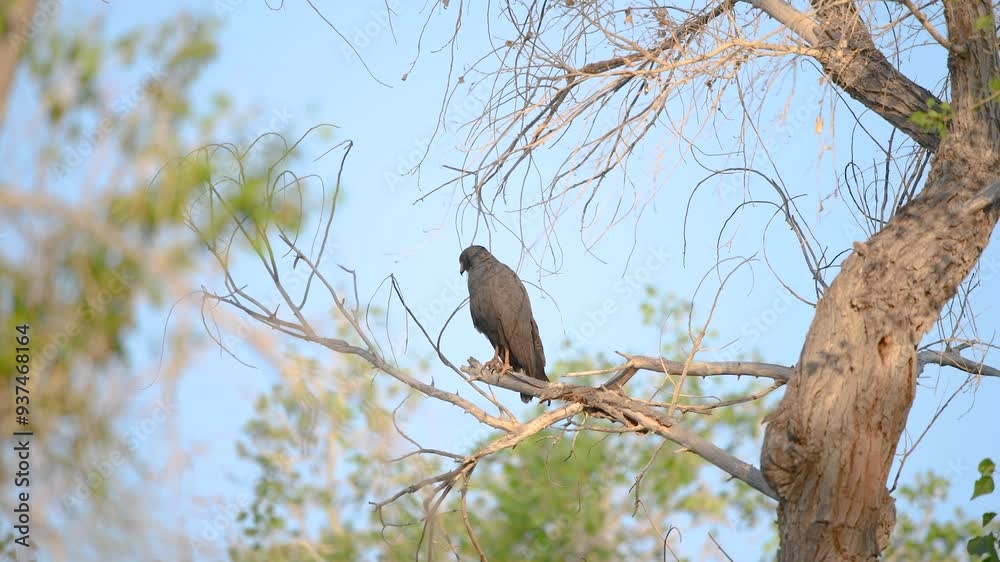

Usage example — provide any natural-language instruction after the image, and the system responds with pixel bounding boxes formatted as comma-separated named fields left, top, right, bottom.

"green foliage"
left=1, top=9, right=221, bottom=469
left=879, top=461, right=1000, bottom=562
left=974, top=459, right=996, bottom=500
left=885, top=472, right=980, bottom=561
left=229, top=290, right=775, bottom=560
left=458, top=432, right=630, bottom=561
left=1, top=9, right=229, bottom=381
left=227, top=341, right=424, bottom=561
left=0, top=7, right=312, bottom=560
left=909, top=99, right=952, bottom=138
left=968, top=458, right=999, bottom=561
left=226, top=284, right=1000, bottom=561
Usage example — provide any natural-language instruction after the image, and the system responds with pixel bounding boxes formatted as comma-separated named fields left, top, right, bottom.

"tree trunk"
left=0, top=0, right=38, bottom=126
left=761, top=1, right=1000, bottom=560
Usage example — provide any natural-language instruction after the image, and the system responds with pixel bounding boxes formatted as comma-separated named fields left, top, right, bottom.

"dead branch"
left=917, top=348, right=1000, bottom=378
left=749, top=0, right=942, bottom=149
left=621, top=354, right=793, bottom=382
left=463, top=359, right=778, bottom=500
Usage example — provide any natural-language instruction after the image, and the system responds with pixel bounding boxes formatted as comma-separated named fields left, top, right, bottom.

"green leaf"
left=980, top=458, right=996, bottom=477
left=984, top=512, right=997, bottom=527
left=973, top=475, right=996, bottom=500
left=967, top=534, right=999, bottom=559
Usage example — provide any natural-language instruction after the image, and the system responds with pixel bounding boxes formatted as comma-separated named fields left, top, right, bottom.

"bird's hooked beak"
left=459, top=261, right=466, bottom=275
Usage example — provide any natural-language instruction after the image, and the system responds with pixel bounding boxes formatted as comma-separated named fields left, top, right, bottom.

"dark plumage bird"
left=459, top=245, right=548, bottom=403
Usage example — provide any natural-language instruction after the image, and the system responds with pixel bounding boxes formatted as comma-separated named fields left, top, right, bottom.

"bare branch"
left=373, top=402, right=586, bottom=515
left=624, top=354, right=793, bottom=382
left=962, top=179, right=1000, bottom=214
left=917, top=349, right=1000, bottom=379
left=463, top=359, right=779, bottom=500
left=744, top=0, right=819, bottom=44
left=897, top=0, right=950, bottom=49
left=749, top=0, right=944, bottom=149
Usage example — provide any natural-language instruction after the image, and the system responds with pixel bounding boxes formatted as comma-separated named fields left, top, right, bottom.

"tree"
left=222, top=295, right=992, bottom=561
left=205, top=1, right=998, bottom=559
left=0, top=5, right=305, bottom=559
left=6, top=1, right=993, bottom=559
left=225, top=294, right=780, bottom=561
left=225, top=294, right=776, bottom=561
left=429, top=1, right=999, bottom=559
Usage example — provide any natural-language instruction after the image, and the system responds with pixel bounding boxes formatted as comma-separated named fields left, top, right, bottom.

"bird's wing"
left=530, top=316, right=545, bottom=367
left=490, top=264, right=547, bottom=382
left=468, top=263, right=505, bottom=350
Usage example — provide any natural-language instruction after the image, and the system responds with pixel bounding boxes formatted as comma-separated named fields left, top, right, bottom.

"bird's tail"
left=520, top=365, right=548, bottom=403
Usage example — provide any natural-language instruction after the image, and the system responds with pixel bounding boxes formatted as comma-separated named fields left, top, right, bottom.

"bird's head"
left=459, top=245, right=491, bottom=274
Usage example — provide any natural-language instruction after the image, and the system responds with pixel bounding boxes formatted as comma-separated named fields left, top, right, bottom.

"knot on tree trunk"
left=760, top=410, right=809, bottom=501
left=763, top=406, right=899, bottom=560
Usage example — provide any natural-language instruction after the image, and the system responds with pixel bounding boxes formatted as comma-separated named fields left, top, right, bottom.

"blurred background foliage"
left=224, top=291, right=995, bottom=561
left=0, top=6, right=310, bottom=559
left=0, top=3, right=995, bottom=561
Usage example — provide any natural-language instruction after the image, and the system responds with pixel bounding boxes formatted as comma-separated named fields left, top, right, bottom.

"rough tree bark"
left=761, top=1, right=1000, bottom=560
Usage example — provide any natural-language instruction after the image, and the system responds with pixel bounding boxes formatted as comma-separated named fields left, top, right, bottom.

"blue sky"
left=9, top=1, right=1000, bottom=560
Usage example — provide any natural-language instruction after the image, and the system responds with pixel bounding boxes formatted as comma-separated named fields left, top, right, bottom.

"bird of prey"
left=459, top=245, right=548, bottom=403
